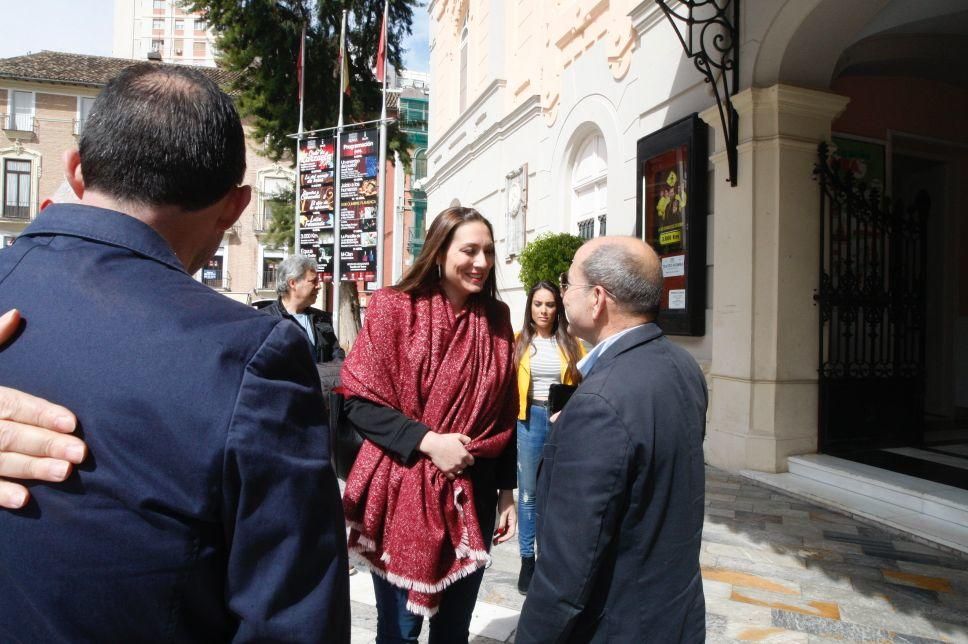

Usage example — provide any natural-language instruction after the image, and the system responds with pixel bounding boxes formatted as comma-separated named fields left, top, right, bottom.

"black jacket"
left=517, top=323, right=707, bottom=643
left=263, top=299, right=346, bottom=363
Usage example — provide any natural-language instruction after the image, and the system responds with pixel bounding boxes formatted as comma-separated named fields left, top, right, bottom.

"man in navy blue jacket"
left=0, top=63, right=349, bottom=642
left=516, top=237, right=707, bottom=643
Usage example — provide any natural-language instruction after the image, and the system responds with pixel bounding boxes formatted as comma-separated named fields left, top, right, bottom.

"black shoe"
left=518, top=556, right=535, bottom=594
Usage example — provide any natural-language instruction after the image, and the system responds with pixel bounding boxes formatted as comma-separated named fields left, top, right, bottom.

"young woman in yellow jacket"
left=513, top=280, right=585, bottom=594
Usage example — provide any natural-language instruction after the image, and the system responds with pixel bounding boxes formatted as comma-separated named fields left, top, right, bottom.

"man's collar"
left=577, top=322, right=662, bottom=377
left=20, top=204, right=185, bottom=273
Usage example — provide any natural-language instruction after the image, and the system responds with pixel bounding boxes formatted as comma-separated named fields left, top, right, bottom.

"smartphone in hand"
left=548, top=384, right=577, bottom=415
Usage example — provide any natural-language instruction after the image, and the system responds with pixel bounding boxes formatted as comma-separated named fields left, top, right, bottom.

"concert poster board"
left=635, top=114, right=708, bottom=336
left=298, top=137, right=337, bottom=281
left=338, top=128, right=380, bottom=282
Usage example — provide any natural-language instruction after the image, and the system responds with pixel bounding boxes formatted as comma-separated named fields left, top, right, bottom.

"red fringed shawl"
left=340, top=287, right=517, bottom=616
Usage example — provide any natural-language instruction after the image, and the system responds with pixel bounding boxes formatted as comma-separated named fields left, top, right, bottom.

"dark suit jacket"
left=263, top=299, right=346, bottom=364
left=516, top=323, right=707, bottom=644
left=0, top=205, right=350, bottom=642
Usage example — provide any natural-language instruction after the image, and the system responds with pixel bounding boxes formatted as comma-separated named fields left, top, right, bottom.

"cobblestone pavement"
left=349, top=467, right=968, bottom=643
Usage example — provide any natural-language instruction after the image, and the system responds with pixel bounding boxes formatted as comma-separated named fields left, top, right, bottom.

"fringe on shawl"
left=349, top=547, right=490, bottom=596
left=346, top=484, right=492, bottom=617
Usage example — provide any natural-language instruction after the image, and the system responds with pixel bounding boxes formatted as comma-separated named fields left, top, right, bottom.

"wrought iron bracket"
left=655, top=0, right=740, bottom=186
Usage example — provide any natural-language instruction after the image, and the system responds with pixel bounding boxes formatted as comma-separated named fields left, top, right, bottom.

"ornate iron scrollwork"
left=813, top=142, right=929, bottom=451
left=655, top=0, right=740, bottom=186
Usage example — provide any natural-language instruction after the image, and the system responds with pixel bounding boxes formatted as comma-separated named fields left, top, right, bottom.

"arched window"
left=413, top=149, right=427, bottom=182
left=570, top=134, right=607, bottom=239
left=459, top=13, right=469, bottom=113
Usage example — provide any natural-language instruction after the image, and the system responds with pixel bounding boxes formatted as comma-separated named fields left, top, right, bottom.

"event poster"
left=298, top=136, right=337, bottom=280
left=643, top=145, right=689, bottom=310
left=635, top=114, right=706, bottom=336
left=338, top=129, right=380, bottom=282
left=830, top=135, right=886, bottom=196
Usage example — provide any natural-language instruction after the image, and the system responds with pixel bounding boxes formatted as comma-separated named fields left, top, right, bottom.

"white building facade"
left=425, top=0, right=968, bottom=477
left=113, top=0, right=218, bottom=67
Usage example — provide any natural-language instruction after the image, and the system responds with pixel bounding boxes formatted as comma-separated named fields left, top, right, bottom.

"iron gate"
left=814, top=143, right=929, bottom=453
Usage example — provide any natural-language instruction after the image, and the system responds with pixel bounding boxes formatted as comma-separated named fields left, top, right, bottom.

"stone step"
left=741, top=454, right=968, bottom=556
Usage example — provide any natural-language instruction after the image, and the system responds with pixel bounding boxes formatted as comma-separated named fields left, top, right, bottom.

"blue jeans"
left=372, top=568, right=486, bottom=644
left=517, top=403, right=550, bottom=558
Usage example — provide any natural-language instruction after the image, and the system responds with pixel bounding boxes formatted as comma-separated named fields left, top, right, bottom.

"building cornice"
left=425, top=94, right=541, bottom=193
left=629, top=1, right=666, bottom=37
left=427, top=78, right=506, bottom=158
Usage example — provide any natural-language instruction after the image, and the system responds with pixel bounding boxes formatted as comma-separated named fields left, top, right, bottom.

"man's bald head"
left=575, top=236, right=663, bottom=319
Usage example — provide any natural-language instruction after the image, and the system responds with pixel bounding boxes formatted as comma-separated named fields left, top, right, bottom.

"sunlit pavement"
left=348, top=467, right=968, bottom=643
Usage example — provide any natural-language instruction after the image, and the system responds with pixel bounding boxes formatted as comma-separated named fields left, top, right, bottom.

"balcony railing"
left=400, top=119, right=428, bottom=134
left=1, top=205, right=31, bottom=221
left=262, top=268, right=278, bottom=290
left=202, top=268, right=227, bottom=290
left=407, top=225, right=425, bottom=257
left=254, top=210, right=270, bottom=233
left=2, top=113, right=35, bottom=133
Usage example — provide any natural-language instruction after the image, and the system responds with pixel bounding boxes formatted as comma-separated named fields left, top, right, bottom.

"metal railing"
left=202, top=268, right=226, bottom=289
left=407, top=225, right=425, bottom=257
left=262, top=268, right=278, bottom=290
left=254, top=210, right=270, bottom=233
left=400, top=119, right=428, bottom=133
left=2, top=113, right=35, bottom=132
left=1, top=205, right=30, bottom=220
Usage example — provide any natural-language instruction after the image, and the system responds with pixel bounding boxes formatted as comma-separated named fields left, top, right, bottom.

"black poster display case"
left=635, top=114, right=708, bottom=336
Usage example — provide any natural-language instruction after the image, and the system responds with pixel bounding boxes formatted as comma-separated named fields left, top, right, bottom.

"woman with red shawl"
left=340, top=206, right=518, bottom=643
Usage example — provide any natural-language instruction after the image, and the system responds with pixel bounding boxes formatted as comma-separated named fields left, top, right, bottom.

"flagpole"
left=375, top=0, right=389, bottom=288
left=333, top=9, right=348, bottom=333
left=294, top=23, right=306, bottom=257
left=298, top=23, right=306, bottom=134
left=337, top=9, right=347, bottom=130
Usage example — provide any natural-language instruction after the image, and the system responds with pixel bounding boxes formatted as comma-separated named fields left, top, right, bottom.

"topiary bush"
left=517, top=233, right=585, bottom=292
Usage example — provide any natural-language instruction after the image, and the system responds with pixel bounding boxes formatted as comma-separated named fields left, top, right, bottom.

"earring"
left=437, top=264, right=442, bottom=280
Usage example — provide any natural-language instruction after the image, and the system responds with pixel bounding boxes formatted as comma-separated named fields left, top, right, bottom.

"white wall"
left=426, top=3, right=716, bottom=361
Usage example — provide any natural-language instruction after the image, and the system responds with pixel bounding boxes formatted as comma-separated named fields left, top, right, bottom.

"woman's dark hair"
left=79, top=63, right=246, bottom=211
left=513, top=280, right=582, bottom=384
left=395, top=206, right=498, bottom=300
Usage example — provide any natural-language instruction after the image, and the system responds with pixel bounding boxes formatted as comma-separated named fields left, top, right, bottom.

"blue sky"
left=0, top=0, right=429, bottom=72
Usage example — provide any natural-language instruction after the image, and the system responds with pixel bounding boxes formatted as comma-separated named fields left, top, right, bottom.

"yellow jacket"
left=515, top=333, right=586, bottom=420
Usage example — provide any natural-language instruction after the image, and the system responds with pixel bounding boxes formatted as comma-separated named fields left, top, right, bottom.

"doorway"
left=839, top=137, right=968, bottom=490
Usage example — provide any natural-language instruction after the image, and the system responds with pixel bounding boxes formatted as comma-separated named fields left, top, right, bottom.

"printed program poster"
left=298, top=137, right=337, bottom=280
left=338, top=129, right=380, bottom=282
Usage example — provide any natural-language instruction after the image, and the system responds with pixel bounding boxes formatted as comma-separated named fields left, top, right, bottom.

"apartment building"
left=0, top=51, right=291, bottom=301
left=113, top=0, right=217, bottom=67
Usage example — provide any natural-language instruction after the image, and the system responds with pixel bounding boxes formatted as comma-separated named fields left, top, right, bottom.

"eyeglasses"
left=559, top=271, right=614, bottom=298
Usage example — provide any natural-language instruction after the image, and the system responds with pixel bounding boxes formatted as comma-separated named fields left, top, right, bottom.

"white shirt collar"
left=577, top=324, right=647, bottom=377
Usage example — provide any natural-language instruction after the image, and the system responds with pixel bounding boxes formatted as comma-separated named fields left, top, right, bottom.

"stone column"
left=701, top=85, right=850, bottom=472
